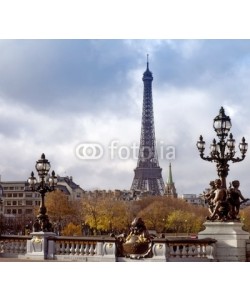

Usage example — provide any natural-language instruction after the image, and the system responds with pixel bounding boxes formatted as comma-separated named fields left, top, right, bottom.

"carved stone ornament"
left=31, top=236, right=43, bottom=252
left=115, top=217, right=152, bottom=259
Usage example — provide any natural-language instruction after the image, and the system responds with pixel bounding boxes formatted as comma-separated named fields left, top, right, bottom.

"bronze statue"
left=227, top=180, right=249, bottom=220
left=207, top=179, right=229, bottom=221
left=115, top=217, right=153, bottom=259
left=205, top=179, right=249, bottom=221
left=203, top=180, right=216, bottom=215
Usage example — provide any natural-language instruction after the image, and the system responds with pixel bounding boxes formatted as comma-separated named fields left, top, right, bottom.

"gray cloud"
left=1, top=40, right=250, bottom=197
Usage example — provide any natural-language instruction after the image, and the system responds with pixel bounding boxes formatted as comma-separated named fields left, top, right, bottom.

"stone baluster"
left=11, top=240, right=16, bottom=253
left=70, top=241, right=75, bottom=255
left=89, top=242, right=95, bottom=256
left=65, top=241, right=70, bottom=254
left=0, top=241, right=4, bottom=253
left=75, top=242, right=80, bottom=255
left=3, top=241, right=8, bottom=253
left=15, top=240, right=20, bottom=253
left=85, top=243, right=90, bottom=255
left=60, top=241, right=65, bottom=254
left=55, top=241, right=61, bottom=254
left=169, top=244, right=176, bottom=257
left=19, top=240, right=24, bottom=253
left=14, top=240, right=17, bottom=253
left=183, top=244, right=189, bottom=257
left=191, top=244, right=198, bottom=257
left=6, top=240, right=12, bottom=253
left=80, top=242, right=85, bottom=255
left=201, top=244, right=206, bottom=257
left=197, top=244, right=202, bottom=257
left=206, top=243, right=215, bottom=259
left=175, top=244, right=181, bottom=257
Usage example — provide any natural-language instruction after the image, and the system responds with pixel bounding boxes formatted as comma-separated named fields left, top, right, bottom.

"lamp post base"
left=198, top=221, right=249, bottom=262
left=26, top=231, right=56, bottom=260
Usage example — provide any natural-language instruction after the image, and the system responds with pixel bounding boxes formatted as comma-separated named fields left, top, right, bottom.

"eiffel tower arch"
left=131, top=58, right=165, bottom=195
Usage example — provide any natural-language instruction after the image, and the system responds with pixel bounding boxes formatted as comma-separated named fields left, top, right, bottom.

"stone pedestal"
left=198, top=221, right=249, bottom=262
left=26, top=231, right=56, bottom=260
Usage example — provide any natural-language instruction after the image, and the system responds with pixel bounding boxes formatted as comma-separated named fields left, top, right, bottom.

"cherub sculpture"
left=205, top=179, right=249, bottom=221
left=227, top=180, right=249, bottom=220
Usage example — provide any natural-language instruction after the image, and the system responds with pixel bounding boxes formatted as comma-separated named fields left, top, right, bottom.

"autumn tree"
left=71, top=193, right=209, bottom=236
left=81, top=196, right=136, bottom=234
left=62, top=222, right=82, bottom=236
left=166, top=210, right=205, bottom=235
left=45, top=190, right=81, bottom=229
left=138, top=198, right=169, bottom=232
left=240, top=207, right=250, bottom=232
left=137, top=196, right=208, bottom=234
left=81, top=197, right=101, bottom=233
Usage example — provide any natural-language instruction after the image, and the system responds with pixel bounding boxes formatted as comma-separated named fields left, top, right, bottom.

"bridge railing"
left=50, top=236, right=117, bottom=261
left=0, top=235, right=31, bottom=258
left=165, top=237, right=216, bottom=261
left=0, top=234, right=217, bottom=261
left=246, top=240, right=250, bottom=262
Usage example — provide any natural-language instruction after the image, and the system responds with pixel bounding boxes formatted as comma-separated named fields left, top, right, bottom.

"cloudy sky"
left=2, top=40, right=250, bottom=195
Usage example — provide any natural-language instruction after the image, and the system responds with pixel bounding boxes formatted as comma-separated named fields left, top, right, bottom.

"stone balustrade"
left=0, top=235, right=31, bottom=259
left=246, top=240, right=250, bottom=262
left=51, top=236, right=116, bottom=261
left=166, top=238, right=216, bottom=261
left=0, top=234, right=217, bottom=261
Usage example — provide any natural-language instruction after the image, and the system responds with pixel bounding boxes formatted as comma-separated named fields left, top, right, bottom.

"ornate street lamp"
left=28, top=153, right=57, bottom=232
left=197, top=107, right=248, bottom=188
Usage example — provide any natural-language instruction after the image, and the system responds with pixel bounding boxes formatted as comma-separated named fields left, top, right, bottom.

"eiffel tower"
left=131, top=57, right=165, bottom=195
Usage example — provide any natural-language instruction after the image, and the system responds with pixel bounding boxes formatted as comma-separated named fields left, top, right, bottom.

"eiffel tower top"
left=143, top=54, right=153, bottom=80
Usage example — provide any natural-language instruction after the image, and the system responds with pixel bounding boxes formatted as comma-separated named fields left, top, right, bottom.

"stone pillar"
left=102, top=242, right=116, bottom=262
left=26, top=232, right=56, bottom=260
left=151, top=242, right=167, bottom=261
left=198, top=221, right=249, bottom=262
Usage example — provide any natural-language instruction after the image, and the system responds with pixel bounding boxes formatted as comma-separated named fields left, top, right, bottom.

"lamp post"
left=28, top=153, right=57, bottom=232
left=197, top=107, right=248, bottom=188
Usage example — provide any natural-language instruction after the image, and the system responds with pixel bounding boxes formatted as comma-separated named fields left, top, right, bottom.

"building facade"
left=181, top=194, right=205, bottom=206
left=56, top=176, right=85, bottom=201
left=0, top=175, right=85, bottom=234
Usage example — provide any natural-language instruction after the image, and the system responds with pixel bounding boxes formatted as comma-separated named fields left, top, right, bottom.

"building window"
left=25, top=209, right=33, bottom=214
left=6, top=201, right=11, bottom=206
left=18, top=209, right=23, bottom=214
left=26, top=200, right=33, bottom=206
left=12, top=209, right=17, bottom=214
left=6, top=209, right=11, bottom=214
left=18, top=193, right=23, bottom=197
left=12, top=201, right=17, bottom=205
left=18, top=200, right=23, bottom=205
